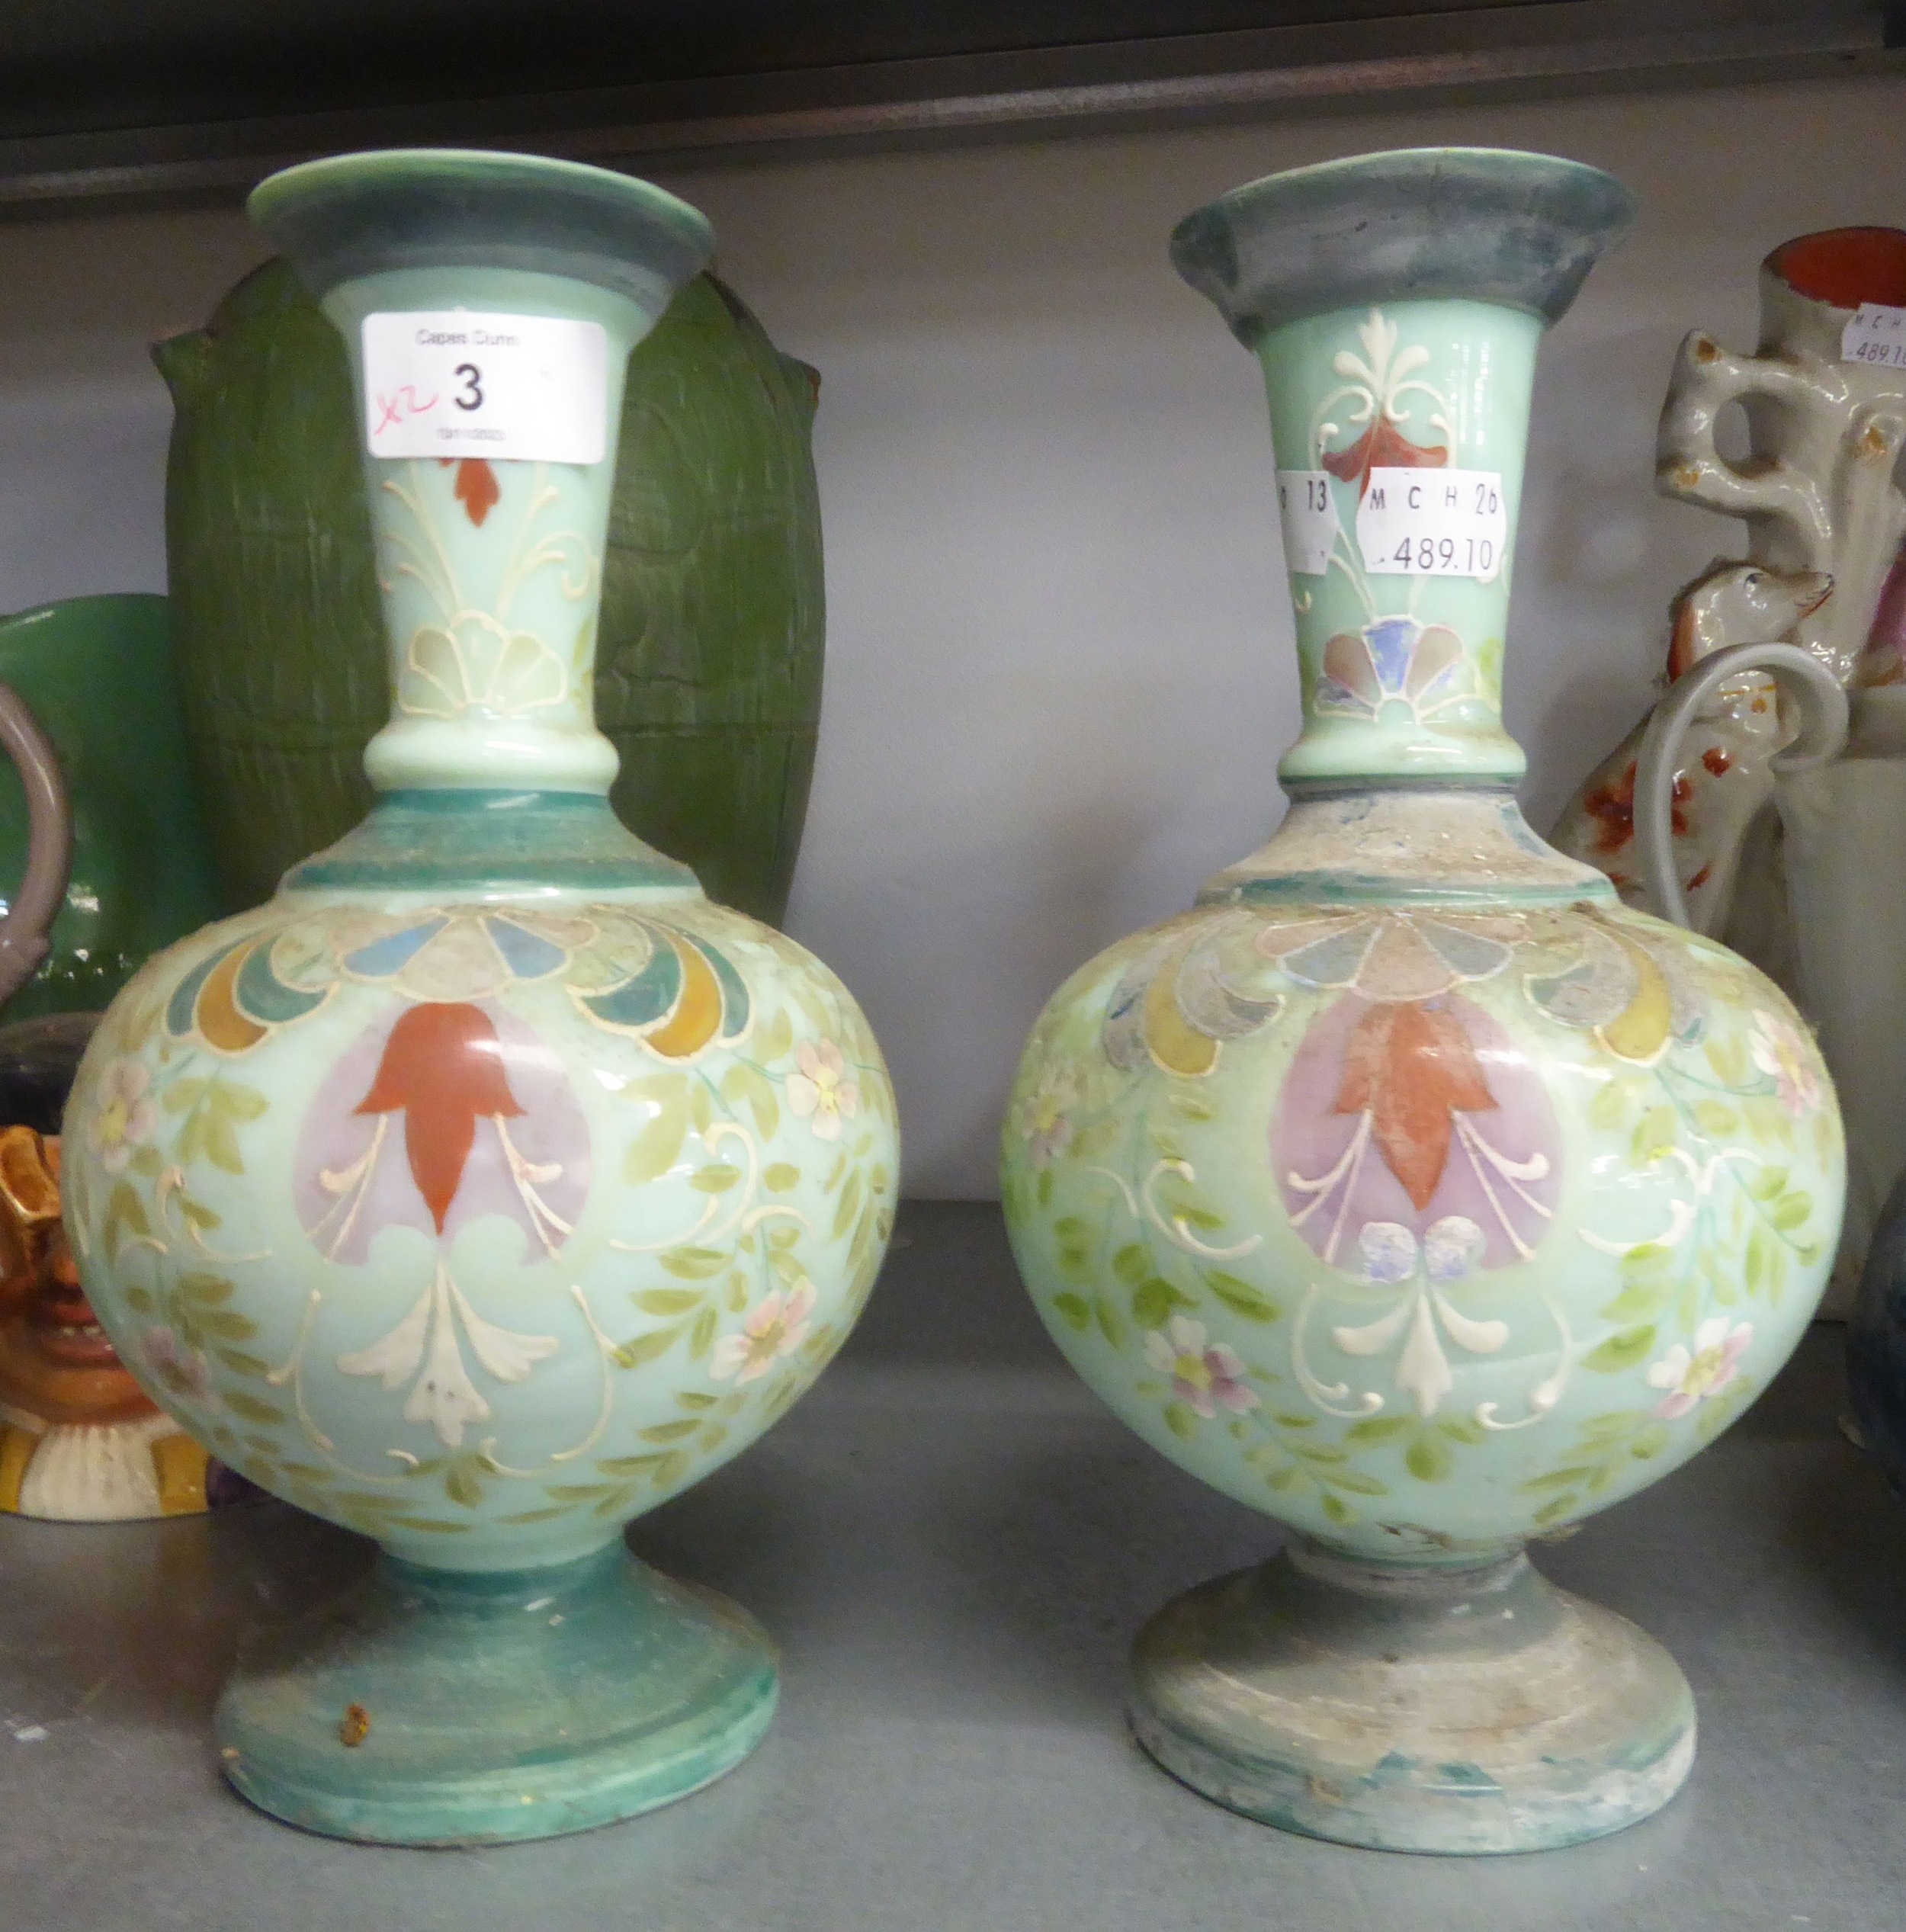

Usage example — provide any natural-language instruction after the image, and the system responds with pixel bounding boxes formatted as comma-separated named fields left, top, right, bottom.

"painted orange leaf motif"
left=1321, top=413, right=1447, bottom=499
left=355, top=1002, right=524, bottom=1231
left=1333, top=1000, right=1493, bottom=1210
left=442, top=457, right=501, bottom=528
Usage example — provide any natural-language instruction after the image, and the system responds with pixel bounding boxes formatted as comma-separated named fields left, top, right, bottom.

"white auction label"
left=361, top=311, right=609, bottom=463
left=1356, top=467, right=1507, bottom=582
left=1275, top=469, right=1340, bottom=576
left=1843, top=302, right=1906, bottom=371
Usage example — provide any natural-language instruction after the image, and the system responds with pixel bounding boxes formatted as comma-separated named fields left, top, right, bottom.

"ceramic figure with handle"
left=1002, top=149, right=1844, bottom=1855
left=62, top=150, right=896, bottom=1846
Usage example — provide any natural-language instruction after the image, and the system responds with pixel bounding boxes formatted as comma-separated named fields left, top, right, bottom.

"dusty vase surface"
left=60, top=151, right=896, bottom=1847
left=1000, top=150, right=1843, bottom=1856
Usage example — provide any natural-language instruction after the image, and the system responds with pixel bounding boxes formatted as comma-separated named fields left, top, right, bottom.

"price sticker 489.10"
left=1355, top=467, right=1508, bottom=582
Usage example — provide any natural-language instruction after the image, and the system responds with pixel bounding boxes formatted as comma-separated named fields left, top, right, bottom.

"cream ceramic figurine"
left=1003, top=150, right=1844, bottom=1855
left=61, top=150, right=896, bottom=1845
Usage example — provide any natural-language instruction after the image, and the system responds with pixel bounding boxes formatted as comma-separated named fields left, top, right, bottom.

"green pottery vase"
left=1000, top=149, right=1845, bottom=1854
left=65, top=150, right=895, bottom=1847
left=156, top=259, right=823, bottom=923
left=0, top=595, right=220, bottom=1019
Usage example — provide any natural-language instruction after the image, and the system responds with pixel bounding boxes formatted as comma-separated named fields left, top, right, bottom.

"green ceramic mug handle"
left=0, top=684, right=71, bottom=1006
left=1634, top=640, right=1849, bottom=928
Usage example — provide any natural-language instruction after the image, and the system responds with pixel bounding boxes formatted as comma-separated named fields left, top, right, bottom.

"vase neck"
left=324, top=266, right=639, bottom=797
left=1257, top=298, right=1542, bottom=791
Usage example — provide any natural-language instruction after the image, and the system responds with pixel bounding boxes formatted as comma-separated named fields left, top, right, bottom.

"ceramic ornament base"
left=216, top=1542, right=777, bottom=1846
left=1128, top=1537, right=1694, bottom=1855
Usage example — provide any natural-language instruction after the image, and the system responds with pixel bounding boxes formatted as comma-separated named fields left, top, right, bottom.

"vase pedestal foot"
left=216, top=1542, right=777, bottom=1846
left=1128, top=1536, right=1694, bottom=1855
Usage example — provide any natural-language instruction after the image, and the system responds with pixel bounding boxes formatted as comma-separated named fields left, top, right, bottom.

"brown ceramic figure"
left=0, top=1125, right=213, bottom=1518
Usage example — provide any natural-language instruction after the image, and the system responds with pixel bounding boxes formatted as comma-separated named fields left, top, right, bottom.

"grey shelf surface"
left=0, top=1200, right=1901, bottom=1931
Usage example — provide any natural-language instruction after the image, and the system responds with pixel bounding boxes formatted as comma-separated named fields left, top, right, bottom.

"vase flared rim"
left=1171, top=146, right=1635, bottom=345
left=249, top=148, right=715, bottom=311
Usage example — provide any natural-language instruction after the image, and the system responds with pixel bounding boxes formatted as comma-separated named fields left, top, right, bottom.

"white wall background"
left=1, top=76, right=1902, bottom=1195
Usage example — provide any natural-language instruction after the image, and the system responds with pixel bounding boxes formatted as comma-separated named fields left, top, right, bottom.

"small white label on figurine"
left=1843, top=302, right=1906, bottom=371
left=1356, top=467, right=1507, bottom=582
left=1275, top=470, right=1340, bottom=576
left=361, top=312, right=609, bottom=463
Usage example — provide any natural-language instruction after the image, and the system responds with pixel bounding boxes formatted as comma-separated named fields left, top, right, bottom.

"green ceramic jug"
left=154, top=260, right=823, bottom=924
left=0, top=595, right=220, bottom=1019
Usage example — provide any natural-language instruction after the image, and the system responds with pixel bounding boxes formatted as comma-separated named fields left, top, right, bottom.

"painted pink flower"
left=91, top=1059, right=156, bottom=1174
left=1144, top=1315, right=1258, bottom=1420
left=712, top=1279, right=817, bottom=1385
left=1018, top=1067, right=1077, bottom=1169
left=142, top=1325, right=211, bottom=1403
left=1646, top=1317, right=1751, bottom=1420
left=786, top=1038, right=859, bottom=1142
left=1749, top=1011, right=1822, bottom=1119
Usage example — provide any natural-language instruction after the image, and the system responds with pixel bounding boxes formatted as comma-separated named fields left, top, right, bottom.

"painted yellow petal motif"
left=1596, top=928, right=1673, bottom=1064
left=197, top=943, right=268, bottom=1054
left=644, top=933, right=724, bottom=1060
left=1142, top=950, right=1220, bottom=1077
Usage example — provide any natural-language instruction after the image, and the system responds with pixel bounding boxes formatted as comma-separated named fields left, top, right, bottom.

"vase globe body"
left=1000, top=150, right=1843, bottom=1855
left=62, top=151, right=896, bottom=1846
left=156, top=258, right=823, bottom=926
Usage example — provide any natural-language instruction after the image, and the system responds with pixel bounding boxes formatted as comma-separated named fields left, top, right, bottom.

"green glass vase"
left=1001, top=149, right=1845, bottom=1854
left=156, top=260, right=822, bottom=923
left=66, top=150, right=895, bottom=1847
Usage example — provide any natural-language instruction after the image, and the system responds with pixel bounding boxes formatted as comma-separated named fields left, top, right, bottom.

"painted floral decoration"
left=1016, top=1066, right=1077, bottom=1169
left=713, top=1280, right=817, bottom=1385
left=1646, top=1318, right=1752, bottom=1420
left=91, top=1059, right=156, bottom=1174
left=1317, top=618, right=1466, bottom=725
left=787, top=1038, right=859, bottom=1141
left=1749, top=1010, right=1823, bottom=1119
left=1144, top=1315, right=1258, bottom=1420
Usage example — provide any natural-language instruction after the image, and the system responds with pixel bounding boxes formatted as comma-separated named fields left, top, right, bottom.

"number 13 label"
left=1275, top=470, right=1340, bottom=576
left=1356, top=467, right=1508, bottom=582
left=362, top=311, right=609, bottom=464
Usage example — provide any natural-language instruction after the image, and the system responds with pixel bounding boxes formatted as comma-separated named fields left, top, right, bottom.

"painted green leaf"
left=180, top=1272, right=235, bottom=1306
left=1319, top=1491, right=1352, bottom=1525
left=622, top=1077, right=691, bottom=1186
left=1405, top=1430, right=1454, bottom=1482
left=1205, top=1270, right=1281, bottom=1322
left=1167, top=1086, right=1215, bottom=1121
left=1436, top=1417, right=1485, bottom=1446
left=216, top=1083, right=268, bottom=1122
left=720, top=1061, right=780, bottom=1139
left=1322, top=1467, right=1388, bottom=1496
left=1705, top=1032, right=1749, bottom=1085
left=1112, top=1243, right=1150, bottom=1287
left=129, top=1144, right=164, bottom=1179
left=768, top=1247, right=807, bottom=1285
left=1771, top=1190, right=1812, bottom=1232
left=1532, top=1492, right=1578, bottom=1526
left=1587, top=1076, right=1632, bottom=1131
left=1692, top=1100, right=1739, bottom=1138
left=598, top=1453, right=669, bottom=1476
left=1600, top=1276, right=1671, bottom=1323
left=832, top=1170, right=863, bottom=1242
left=690, top=1307, right=717, bottom=1359
left=1131, top=1278, right=1176, bottom=1330
left=162, top=1078, right=207, bottom=1115
left=124, top=1284, right=156, bottom=1314
left=178, top=1195, right=221, bottom=1231
left=214, top=1348, right=271, bottom=1377
left=1632, top=1108, right=1677, bottom=1167
left=637, top=1288, right=702, bottom=1315
left=1036, top=1167, right=1054, bottom=1208
left=661, top=1247, right=728, bottom=1279
left=445, top=1463, right=486, bottom=1508
left=1523, top=1464, right=1596, bottom=1492
left=1630, top=1423, right=1671, bottom=1459
left=613, top=1326, right=681, bottom=1368
left=1344, top=1416, right=1410, bottom=1445
left=677, top=1391, right=718, bottom=1411
left=756, top=1009, right=794, bottom=1064
left=1163, top=1401, right=1198, bottom=1440
left=690, top=1163, right=743, bottom=1194
left=641, top=1420, right=701, bottom=1443
left=1094, top=1292, right=1125, bottom=1349
left=197, top=1310, right=258, bottom=1340
left=1747, top=1164, right=1788, bottom=1202
left=763, top=1162, right=800, bottom=1193
left=688, top=1079, right=715, bottom=1136
left=221, top=1390, right=285, bottom=1424
left=1583, top=1324, right=1657, bottom=1372
left=203, top=1112, right=245, bottom=1175
left=1053, top=1292, right=1091, bottom=1332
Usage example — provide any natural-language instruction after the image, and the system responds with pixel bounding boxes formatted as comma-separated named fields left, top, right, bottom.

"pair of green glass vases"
left=62, top=146, right=1842, bottom=1855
